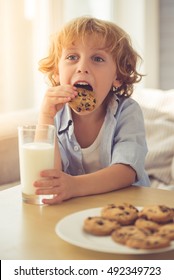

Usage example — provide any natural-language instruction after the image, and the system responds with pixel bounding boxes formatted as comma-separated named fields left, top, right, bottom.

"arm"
left=72, top=163, right=136, bottom=197
left=37, top=85, right=77, bottom=170
left=34, top=163, right=136, bottom=204
left=38, top=102, right=62, bottom=171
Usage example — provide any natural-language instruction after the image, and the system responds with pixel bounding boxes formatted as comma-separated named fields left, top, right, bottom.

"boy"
left=34, top=16, right=150, bottom=204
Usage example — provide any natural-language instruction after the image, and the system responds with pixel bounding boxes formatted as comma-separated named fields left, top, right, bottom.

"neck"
left=71, top=104, right=106, bottom=148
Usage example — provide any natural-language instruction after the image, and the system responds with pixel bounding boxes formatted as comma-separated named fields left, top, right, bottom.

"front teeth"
left=76, top=82, right=89, bottom=85
left=74, top=82, right=93, bottom=91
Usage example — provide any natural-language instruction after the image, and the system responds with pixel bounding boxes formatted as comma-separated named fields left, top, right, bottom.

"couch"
left=0, top=88, right=174, bottom=190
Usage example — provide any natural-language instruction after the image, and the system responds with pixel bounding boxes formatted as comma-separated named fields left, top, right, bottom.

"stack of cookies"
left=83, top=203, right=174, bottom=250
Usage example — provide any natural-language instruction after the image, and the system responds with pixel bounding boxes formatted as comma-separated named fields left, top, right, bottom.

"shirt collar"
left=107, top=93, right=119, bottom=116
left=57, top=105, right=74, bottom=136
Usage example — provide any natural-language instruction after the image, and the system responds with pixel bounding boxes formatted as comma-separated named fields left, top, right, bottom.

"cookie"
left=126, top=235, right=170, bottom=250
left=155, top=223, right=174, bottom=240
left=83, top=216, right=120, bottom=236
left=111, top=226, right=150, bottom=245
left=101, top=203, right=138, bottom=225
left=69, top=87, right=96, bottom=112
left=138, top=205, right=174, bottom=223
left=135, top=218, right=160, bottom=233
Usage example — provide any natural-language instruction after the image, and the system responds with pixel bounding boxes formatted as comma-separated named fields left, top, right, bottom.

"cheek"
left=99, top=78, right=114, bottom=93
left=57, top=61, right=64, bottom=80
left=58, top=64, right=72, bottom=84
left=57, top=69, right=66, bottom=84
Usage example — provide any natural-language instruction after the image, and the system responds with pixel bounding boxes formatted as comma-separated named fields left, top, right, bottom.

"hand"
left=38, top=85, right=77, bottom=124
left=33, top=169, right=75, bottom=204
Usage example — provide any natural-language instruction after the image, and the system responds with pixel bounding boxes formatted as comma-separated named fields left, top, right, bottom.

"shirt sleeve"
left=111, top=98, right=149, bottom=185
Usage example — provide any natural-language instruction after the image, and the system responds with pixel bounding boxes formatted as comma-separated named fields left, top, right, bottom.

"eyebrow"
left=63, top=47, right=107, bottom=53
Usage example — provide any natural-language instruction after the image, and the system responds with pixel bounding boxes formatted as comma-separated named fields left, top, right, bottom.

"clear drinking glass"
left=18, top=124, right=55, bottom=205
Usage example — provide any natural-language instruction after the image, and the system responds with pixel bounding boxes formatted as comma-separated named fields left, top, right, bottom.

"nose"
left=76, top=57, right=89, bottom=74
left=77, top=69, right=89, bottom=74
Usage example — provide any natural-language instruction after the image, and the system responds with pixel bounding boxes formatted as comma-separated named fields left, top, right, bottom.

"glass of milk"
left=18, top=124, right=55, bottom=205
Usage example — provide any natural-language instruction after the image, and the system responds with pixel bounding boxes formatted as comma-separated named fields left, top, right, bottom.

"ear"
left=113, top=79, right=122, bottom=88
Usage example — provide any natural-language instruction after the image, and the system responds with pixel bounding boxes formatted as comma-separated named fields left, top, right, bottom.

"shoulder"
left=118, top=95, right=142, bottom=111
left=112, top=95, right=143, bottom=120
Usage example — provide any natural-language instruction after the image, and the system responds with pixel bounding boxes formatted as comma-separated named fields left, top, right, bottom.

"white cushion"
left=132, top=88, right=174, bottom=186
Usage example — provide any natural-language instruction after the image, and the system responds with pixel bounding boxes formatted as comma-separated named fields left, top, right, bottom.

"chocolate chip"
left=159, top=205, right=170, bottom=213
left=140, top=214, right=148, bottom=219
left=118, top=206, right=125, bottom=210
left=109, top=204, right=116, bottom=209
left=77, top=107, right=82, bottom=112
left=97, top=220, right=104, bottom=226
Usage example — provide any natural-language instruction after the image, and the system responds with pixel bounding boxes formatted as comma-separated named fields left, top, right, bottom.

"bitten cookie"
left=111, top=226, right=150, bottom=245
left=101, top=203, right=139, bottom=225
left=138, top=205, right=174, bottom=223
left=126, top=235, right=170, bottom=250
left=69, top=87, right=96, bottom=112
left=83, top=216, right=120, bottom=236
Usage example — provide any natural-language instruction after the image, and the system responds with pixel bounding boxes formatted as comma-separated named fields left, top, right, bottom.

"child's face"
left=58, top=37, right=120, bottom=114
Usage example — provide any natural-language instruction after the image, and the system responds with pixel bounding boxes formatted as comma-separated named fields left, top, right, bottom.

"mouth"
left=74, top=82, right=93, bottom=91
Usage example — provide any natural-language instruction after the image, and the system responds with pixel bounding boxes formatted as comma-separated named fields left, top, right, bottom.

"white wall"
left=56, top=0, right=160, bottom=89
left=0, top=0, right=52, bottom=113
left=0, top=0, right=160, bottom=114
left=159, top=0, right=174, bottom=89
left=112, top=0, right=159, bottom=89
left=63, top=0, right=113, bottom=21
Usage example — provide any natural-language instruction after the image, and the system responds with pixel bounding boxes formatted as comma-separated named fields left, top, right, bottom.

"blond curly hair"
left=39, top=16, right=143, bottom=97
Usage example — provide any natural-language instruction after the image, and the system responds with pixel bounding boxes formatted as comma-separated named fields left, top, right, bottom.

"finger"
left=45, top=94, right=76, bottom=108
left=42, top=193, right=64, bottom=205
left=40, top=169, right=60, bottom=178
left=35, top=186, right=59, bottom=195
left=47, top=85, right=77, bottom=97
left=34, top=178, right=60, bottom=189
left=49, top=84, right=77, bottom=91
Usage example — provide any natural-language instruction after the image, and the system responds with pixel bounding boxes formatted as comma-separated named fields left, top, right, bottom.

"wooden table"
left=0, top=185, right=174, bottom=260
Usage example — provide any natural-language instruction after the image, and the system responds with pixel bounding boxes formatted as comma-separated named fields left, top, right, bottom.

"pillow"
left=132, top=88, right=174, bottom=186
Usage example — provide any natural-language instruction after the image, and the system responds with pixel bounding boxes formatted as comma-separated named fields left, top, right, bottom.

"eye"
left=66, top=54, right=78, bottom=61
left=93, top=56, right=105, bottom=62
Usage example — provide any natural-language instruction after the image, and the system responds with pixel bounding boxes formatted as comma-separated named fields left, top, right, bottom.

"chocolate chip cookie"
left=69, top=87, right=96, bottom=112
left=101, top=203, right=139, bottom=225
left=155, top=223, right=174, bottom=240
left=111, top=226, right=150, bottom=245
left=135, top=218, right=160, bottom=233
left=83, top=216, right=120, bottom=236
left=126, top=235, right=170, bottom=249
left=138, top=205, right=174, bottom=223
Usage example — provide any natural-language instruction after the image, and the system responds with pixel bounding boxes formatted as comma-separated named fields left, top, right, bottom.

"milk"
left=19, top=142, right=54, bottom=195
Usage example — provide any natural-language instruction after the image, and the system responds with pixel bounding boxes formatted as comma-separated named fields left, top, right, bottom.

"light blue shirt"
left=55, top=94, right=150, bottom=186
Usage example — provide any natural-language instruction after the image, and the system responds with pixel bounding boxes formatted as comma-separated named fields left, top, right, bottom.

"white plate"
left=55, top=207, right=174, bottom=255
